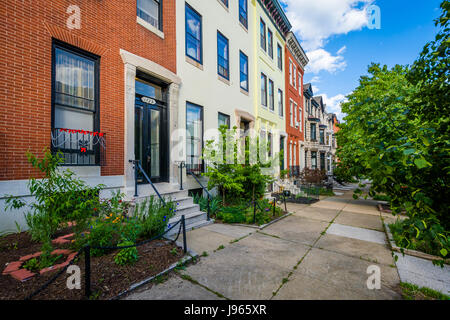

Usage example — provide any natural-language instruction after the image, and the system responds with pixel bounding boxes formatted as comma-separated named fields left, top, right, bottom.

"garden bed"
left=0, top=231, right=183, bottom=300
left=271, top=192, right=319, bottom=205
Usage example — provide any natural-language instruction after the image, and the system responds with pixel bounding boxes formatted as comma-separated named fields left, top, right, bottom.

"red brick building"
left=284, top=32, right=308, bottom=175
left=0, top=1, right=182, bottom=230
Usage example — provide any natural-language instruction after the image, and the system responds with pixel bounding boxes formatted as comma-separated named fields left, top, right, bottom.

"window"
left=320, top=153, right=326, bottom=171
left=218, top=112, right=230, bottom=129
left=305, top=150, right=308, bottom=168
left=320, top=129, right=325, bottom=144
left=137, top=0, right=162, bottom=30
left=278, top=89, right=283, bottom=117
left=239, top=0, right=248, bottom=28
left=294, top=102, right=298, bottom=126
left=217, top=32, right=229, bottom=79
left=52, top=42, right=99, bottom=165
left=268, top=79, right=274, bottom=111
left=311, top=151, right=317, bottom=169
left=186, top=102, right=203, bottom=172
left=268, top=132, right=272, bottom=158
left=220, top=0, right=228, bottom=8
left=290, top=100, right=293, bottom=127
left=289, top=60, right=293, bottom=85
left=260, top=19, right=266, bottom=51
left=268, top=29, right=273, bottom=58
left=293, top=65, right=297, bottom=88
left=310, top=124, right=317, bottom=141
left=299, top=72, right=302, bottom=94
left=261, top=73, right=267, bottom=107
left=299, top=107, right=302, bottom=131
left=277, top=44, right=282, bottom=70
left=185, top=4, right=202, bottom=63
left=240, top=51, right=249, bottom=92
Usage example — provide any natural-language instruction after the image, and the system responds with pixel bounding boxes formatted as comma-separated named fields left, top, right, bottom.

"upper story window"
left=217, top=31, right=229, bottom=80
left=239, top=0, right=248, bottom=28
left=293, top=65, right=297, bottom=89
left=240, top=51, right=249, bottom=92
left=277, top=44, right=283, bottom=70
left=137, top=0, right=162, bottom=31
left=289, top=60, right=293, bottom=85
left=52, top=41, right=100, bottom=165
left=289, top=100, right=294, bottom=127
left=278, top=89, right=283, bottom=117
left=299, top=72, right=302, bottom=94
left=294, top=101, right=298, bottom=126
left=310, top=123, right=317, bottom=141
left=268, top=29, right=273, bottom=59
left=260, top=19, right=266, bottom=51
left=299, top=107, right=302, bottom=131
left=268, top=79, right=274, bottom=111
left=185, top=3, right=202, bottom=64
left=261, top=73, right=267, bottom=107
left=320, top=129, right=325, bottom=145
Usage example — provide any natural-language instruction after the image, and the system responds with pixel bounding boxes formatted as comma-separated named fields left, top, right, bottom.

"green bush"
left=132, top=196, right=176, bottom=239
left=114, top=241, right=138, bottom=266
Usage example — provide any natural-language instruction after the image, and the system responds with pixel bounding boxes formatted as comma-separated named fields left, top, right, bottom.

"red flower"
left=94, top=207, right=97, bottom=211
left=401, top=186, right=408, bottom=189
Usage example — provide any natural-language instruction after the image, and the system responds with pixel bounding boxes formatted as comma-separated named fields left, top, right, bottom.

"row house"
left=303, top=84, right=335, bottom=175
left=284, top=31, right=309, bottom=177
left=253, top=0, right=291, bottom=175
left=0, top=0, right=180, bottom=231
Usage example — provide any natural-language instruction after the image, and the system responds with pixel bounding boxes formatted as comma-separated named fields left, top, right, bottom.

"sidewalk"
left=125, top=191, right=404, bottom=300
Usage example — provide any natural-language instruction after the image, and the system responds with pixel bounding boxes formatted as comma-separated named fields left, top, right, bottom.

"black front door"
left=135, top=93, right=168, bottom=184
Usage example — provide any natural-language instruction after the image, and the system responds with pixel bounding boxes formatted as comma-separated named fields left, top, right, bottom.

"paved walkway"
left=125, top=191, right=405, bottom=300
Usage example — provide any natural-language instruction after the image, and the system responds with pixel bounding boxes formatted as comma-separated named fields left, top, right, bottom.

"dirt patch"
left=0, top=231, right=184, bottom=300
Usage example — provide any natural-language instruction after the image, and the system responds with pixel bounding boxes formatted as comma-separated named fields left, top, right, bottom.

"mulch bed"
left=0, top=231, right=184, bottom=300
left=271, top=193, right=319, bottom=205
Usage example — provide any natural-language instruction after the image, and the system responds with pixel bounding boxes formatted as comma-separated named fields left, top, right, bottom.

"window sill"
left=239, top=22, right=248, bottom=33
left=137, top=16, right=164, bottom=40
left=218, top=75, right=230, bottom=86
left=186, top=56, right=204, bottom=70
left=217, top=0, right=229, bottom=12
left=240, top=88, right=249, bottom=96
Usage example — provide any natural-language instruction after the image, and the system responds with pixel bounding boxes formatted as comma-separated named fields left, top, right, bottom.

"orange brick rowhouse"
left=284, top=32, right=309, bottom=176
left=0, top=1, right=181, bottom=230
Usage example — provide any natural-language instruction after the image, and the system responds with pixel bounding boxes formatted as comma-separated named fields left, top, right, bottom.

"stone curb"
left=383, top=222, right=449, bottom=264
left=112, top=240, right=198, bottom=300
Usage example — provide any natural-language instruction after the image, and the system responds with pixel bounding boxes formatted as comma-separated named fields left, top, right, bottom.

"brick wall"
left=0, top=0, right=176, bottom=180
left=284, top=45, right=304, bottom=168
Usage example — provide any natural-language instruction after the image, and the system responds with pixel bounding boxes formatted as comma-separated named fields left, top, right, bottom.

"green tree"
left=336, top=1, right=449, bottom=264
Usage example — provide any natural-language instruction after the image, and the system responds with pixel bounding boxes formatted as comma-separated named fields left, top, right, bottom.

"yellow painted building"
left=251, top=0, right=291, bottom=170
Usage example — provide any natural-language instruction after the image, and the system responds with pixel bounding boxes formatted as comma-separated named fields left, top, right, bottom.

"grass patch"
left=400, top=282, right=449, bottom=300
left=372, top=194, right=391, bottom=202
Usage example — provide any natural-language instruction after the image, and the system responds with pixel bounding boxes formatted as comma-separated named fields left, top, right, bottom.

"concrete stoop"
left=127, top=183, right=213, bottom=235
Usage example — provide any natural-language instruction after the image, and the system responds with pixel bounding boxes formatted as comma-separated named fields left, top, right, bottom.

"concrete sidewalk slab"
left=335, top=211, right=384, bottom=231
left=203, top=223, right=255, bottom=240
left=310, top=201, right=347, bottom=211
left=394, top=253, right=450, bottom=295
left=184, top=228, right=235, bottom=255
left=292, top=206, right=340, bottom=223
left=327, top=223, right=386, bottom=245
left=341, top=204, right=379, bottom=216
left=315, top=233, right=395, bottom=266
left=125, top=275, right=224, bottom=300
left=294, top=248, right=401, bottom=299
left=263, top=215, right=329, bottom=246
left=180, top=234, right=303, bottom=299
left=285, top=203, right=310, bottom=213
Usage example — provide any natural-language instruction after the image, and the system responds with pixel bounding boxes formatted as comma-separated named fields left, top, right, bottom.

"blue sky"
left=280, top=0, right=442, bottom=121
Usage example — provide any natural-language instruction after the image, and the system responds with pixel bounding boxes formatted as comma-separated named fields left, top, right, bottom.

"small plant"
left=114, top=241, right=138, bottom=266
left=170, top=248, right=178, bottom=256
left=201, top=251, right=208, bottom=257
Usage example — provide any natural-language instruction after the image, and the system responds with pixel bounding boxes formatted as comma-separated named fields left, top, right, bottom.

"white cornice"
left=286, top=32, right=309, bottom=70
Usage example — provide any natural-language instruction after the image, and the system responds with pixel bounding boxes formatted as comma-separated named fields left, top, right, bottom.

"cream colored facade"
left=176, top=0, right=256, bottom=188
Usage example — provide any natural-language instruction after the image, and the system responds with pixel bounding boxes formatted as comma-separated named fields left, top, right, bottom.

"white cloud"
left=282, top=0, right=373, bottom=51
left=337, top=45, right=347, bottom=55
left=306, top=49, right=347, bottom=74
left=322, top=92, right=348, bottom=122
left=312, top=85, right=320, bottom=93
left=310, top=76, right=321, bottom=83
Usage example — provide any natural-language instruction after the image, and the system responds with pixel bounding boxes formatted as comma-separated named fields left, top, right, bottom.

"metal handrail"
left=182, top=162, right=211, bottom=221
left=129, top=159, right=166, bottom=206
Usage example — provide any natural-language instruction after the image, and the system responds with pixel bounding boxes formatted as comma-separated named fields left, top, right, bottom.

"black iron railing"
left=129, top=159, right=165, bottom=206
left=51, top=128, right=106, bottom=166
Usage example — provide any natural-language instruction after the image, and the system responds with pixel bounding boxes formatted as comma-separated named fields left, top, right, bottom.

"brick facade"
left=0, top=0, right=176, bottom=180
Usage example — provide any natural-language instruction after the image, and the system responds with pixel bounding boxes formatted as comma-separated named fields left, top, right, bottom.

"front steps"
left=128, top=183, right=213, bottom=235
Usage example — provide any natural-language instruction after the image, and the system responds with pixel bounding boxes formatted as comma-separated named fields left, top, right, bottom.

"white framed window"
left=293, top=65, right=297, bottom=89
left=294, top=102, right=298, bottom=127
left=289, top=60, right=293, bottom=85
left=299, top=107, right=302, bottom=131
left=289, top=100, right=293, bottom=127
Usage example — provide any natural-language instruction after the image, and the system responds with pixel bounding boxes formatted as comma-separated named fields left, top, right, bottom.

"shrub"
left=132, top=196, right=176, bottom=239
left=114, top=241, right=138, bottom=266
